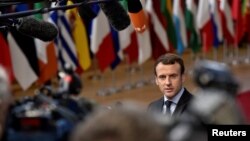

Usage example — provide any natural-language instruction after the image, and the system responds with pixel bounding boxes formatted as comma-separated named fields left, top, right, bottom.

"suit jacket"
left=148, top=88, right=193, bottom=117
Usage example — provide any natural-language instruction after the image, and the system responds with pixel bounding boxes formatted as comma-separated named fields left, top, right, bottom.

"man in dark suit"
left=148, top=53, right=193, bottom=118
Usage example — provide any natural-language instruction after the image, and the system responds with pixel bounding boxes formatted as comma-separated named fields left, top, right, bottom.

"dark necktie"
left=164, top=100, right=172, bottom=114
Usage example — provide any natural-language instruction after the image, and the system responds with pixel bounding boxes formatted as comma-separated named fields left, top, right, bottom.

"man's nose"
left=165, top=77, right=171, bottom=85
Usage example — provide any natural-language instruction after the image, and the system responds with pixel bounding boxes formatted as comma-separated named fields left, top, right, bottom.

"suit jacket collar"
left=172, top=88, right=193, bottom=117
left=148, top=88, right=193, bottom=116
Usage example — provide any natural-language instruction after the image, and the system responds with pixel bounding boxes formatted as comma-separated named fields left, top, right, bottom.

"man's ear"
left=181, top=74, right=186, bottom=83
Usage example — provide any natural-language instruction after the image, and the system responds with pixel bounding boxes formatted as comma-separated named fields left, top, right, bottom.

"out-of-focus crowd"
left=0, top=58, right=249, bottom=141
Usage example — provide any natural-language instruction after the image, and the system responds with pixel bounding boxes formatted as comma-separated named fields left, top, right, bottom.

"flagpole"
left=122, top=54, right=135, bottom=90
left=108, top=69, right=121, bottom=94
left=232, top=15, right=240, bottom=66
left=202, top=32, right=207, bottom=60
left=135, top=64, right=147, bottom=88
left=94, top=56, right=109, bottom=96
left=232, top=43, right=239, bottom=66
left=90, top=56, right=102, bottom=81
left=244, top=44, right=250, bottom=64
left=223, top=40, right=228, bottom=63
left=188, top=49, right=198, bottom=76
left=213, top=47, right=218, bottom=61
left=96, top=73, right=110, bottom=96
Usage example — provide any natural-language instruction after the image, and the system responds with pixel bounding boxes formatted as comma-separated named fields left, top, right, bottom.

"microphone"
left=98, top=0, right=130, bottom=31
left=71, top=0, right=97, bottom=20
left=16, top=17, right=58, bottom=41
left=127, top=0, right=147, bottom=33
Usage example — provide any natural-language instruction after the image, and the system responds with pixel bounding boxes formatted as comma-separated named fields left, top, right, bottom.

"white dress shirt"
left=163, top=87, right=185, bottom=115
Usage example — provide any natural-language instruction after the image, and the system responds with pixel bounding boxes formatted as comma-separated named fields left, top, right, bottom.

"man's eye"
left=171, top=74, right=178, bottom=78
left=158, top=75, right=166, bottom=80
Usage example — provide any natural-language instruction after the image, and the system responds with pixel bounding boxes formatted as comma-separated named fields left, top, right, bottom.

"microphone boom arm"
left=0, top=2, right=83, bottom=19
left=0, top=0, right=118, bottom=19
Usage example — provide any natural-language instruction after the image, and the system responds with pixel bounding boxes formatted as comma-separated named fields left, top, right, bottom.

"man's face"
left=155, top=62, right=185, bottom=99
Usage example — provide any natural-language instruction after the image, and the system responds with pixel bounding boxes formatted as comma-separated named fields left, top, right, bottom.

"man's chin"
left=164, top=93, right=174, bottom=99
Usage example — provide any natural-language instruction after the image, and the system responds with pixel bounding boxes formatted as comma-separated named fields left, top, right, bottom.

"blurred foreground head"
left=70, top=102, right=166, bottom=141
left=190, top=60, right=245, bottom=124
left=193, top=60, right=239, bottom=95
left=0, top=65, right=12, bottom=138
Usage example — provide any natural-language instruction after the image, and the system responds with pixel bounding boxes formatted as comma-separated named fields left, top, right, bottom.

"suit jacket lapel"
left=155, top=97, right=164, bottom=113
left=173, top=89, right=193, bottom=117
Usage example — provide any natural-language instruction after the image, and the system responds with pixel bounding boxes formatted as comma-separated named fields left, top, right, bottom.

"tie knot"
left=164, top=100, right=172, bottom=108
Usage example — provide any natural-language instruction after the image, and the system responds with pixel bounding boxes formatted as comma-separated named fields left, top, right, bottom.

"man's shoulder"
left=177, top=88, right=194, bottom=106
left=148, top=97, right=163, bottom=107
left=183, top=88, right=194, bottom=98
left=147, top=97, right=163, bottom=113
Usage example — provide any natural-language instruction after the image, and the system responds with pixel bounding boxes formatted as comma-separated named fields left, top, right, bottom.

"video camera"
left=4, top=65, right=96, bottom=141
left=6, top=94, right=76, bottom=141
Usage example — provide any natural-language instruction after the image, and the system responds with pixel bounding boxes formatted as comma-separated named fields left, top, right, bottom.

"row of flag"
left=1, top=0, right=250, bottom=91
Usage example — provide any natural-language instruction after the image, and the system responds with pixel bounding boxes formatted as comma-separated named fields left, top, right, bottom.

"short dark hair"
left=154, top=53, right=185, bottom=76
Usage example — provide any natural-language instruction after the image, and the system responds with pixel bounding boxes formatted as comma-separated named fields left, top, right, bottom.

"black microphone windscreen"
left=71, top=0, right=97, bottom=20
left=127, top=0, right=142, bottom=13
left=16, top=17, right=58, bottom=42
left=98, top=1, right=130, bottom=31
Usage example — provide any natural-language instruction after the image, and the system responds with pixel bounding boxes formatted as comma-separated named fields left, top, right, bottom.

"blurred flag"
left=34, top=2, right=58, bottom=84
left=161, top=0, right=177, bottom=50
left=90, top=8, right=115, bottom=72
left=66, top=1, right=91, bottom=72
left=197, top=0, right=214, bottom=52
left=137, top=0, right=152, bottom=65
left=209, top=0, right=223, bottom=48
left=7, top=31, right=38, bottom=90
left=232, top=0, right=246, bottom=46
left=146, top=0, right=169, bottom=60
left=34, top=3, right=49, bottom=64
left=219, top=0, right=235, bottom=44
left=0, top=32, right=14, bottom=83
left=137, top=29, right=152, bottom=65
left=110, top=28, right=122, bottom=70
left=50, top=2, right=80, bottom=71
left=118, top=25, right=139, bottom=64
left=173, top=0, right=188, bottom=54
left=119, top=0, right=139, bottom=64
left=121, top=0, right=151, bottom=65
left=244, top=0, right=250, bottom=43
left=7, top=4, right=39, bottom=90
left=185, top=0, right=201, bottom=53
